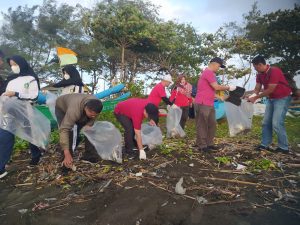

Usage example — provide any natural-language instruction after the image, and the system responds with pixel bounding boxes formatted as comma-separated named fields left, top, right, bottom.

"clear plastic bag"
left=45, top=91, right=58, bottom=121
left=83, top=121, right=122, bottom=163
left=0, top=96, right=51, bottom=149
left=141, top=123, right=163, bottom=150
left=225, top=100, right=254, bottom=137
left=166, top=107, right=186, bottom=138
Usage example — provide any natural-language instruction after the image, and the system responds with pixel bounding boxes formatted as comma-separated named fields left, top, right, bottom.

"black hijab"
left=53, top=65, right=84, bottom=88
left=0, top=55, right=40, bottom=95
left=6, top=55, right=40, bottom=89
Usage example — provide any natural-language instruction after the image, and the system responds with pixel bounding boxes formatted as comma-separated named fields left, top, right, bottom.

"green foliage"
left=13, top=138, right=29, bottom=151
left=215, top=156, right=231, bottom=165
left=157, top=144, right=174, bottom=156
left=245, top=158, right=276, bottom=172
left=126, top=80, right=145, bottom=97
left=50, top=129, right=60, bottom=144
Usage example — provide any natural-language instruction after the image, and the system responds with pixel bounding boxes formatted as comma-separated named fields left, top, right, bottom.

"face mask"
left=11, top=65, right=20, bottom=74
left=64, top=73, right=70, bottom=80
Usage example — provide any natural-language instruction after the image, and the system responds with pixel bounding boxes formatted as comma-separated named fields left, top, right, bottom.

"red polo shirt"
left=256, top=65, right=291, bottom=99
left=114, top=98, right=147, bottom=130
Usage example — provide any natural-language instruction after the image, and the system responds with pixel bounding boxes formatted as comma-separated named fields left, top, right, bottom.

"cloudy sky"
left=0, top=0, right=298, bottom=90
left=0, top=0, right=298, bottom=33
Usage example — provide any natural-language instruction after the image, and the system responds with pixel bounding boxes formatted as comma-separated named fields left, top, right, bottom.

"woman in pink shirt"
left=170, top=74, right=193, bottom=129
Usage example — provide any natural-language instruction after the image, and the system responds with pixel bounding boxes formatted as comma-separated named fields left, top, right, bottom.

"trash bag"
left=225, top=100, right=254, bottom=137
left=166, top=107, right=186, bottom=138
left=45, top=92, right=58, bottom=121
left=225, top=86, right=246, bottom=106
left=141, top=123, right=163, bottom=150
left=0, top=96, right=51, bottom=149
left=83, top=121, right=122, bottom=163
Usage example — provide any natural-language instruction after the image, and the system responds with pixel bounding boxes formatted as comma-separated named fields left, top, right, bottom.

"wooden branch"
left=203, top=177, right=276, bottom=188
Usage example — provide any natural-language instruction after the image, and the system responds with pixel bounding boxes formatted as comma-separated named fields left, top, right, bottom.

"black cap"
left=145, top=103, right=159, bottom=124
left=210, top=57, right=226, bottom=68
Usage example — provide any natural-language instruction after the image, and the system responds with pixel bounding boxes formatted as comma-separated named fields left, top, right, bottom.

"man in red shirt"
left=114, top=98, right=159, bottom=160
left=249, top=55, right=292, bottom=153
left=148, top=74, right=173, bottom=107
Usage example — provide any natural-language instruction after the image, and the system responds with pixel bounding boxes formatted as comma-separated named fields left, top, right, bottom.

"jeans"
left=261, top=96, right=291, bottom=150
left=0, top=128, right=41, bottom=172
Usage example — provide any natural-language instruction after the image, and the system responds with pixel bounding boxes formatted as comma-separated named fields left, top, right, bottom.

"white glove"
left=228, top=85, right=236, bottom=91
left=171, top=104, right=178, bottom=109
left=248, top=93, right=257, bottom=98
left=167, top=105, right=171, bottom=111
left=139, top=149, right=146, bottom=160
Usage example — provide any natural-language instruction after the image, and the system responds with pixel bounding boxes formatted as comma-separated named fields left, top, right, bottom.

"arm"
left=3, top=79, right=39, bottom=100
left=162, top=97, right=173, bottom=105
left=134, top=129, right=143, bottom=150
left=210, top=82, right=230, bottom=91
left=249, top=84, right=277, bottom=103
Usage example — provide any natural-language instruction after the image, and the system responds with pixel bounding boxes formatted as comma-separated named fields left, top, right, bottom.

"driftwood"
left=203, top=177, right=276, bottom=188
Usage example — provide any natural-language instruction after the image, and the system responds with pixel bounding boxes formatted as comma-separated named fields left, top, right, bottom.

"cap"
left=210, top=57, right=226, bottom=68
left=162, top=74, right=173, bottom=84
left=145, top=103, right=159, bottom=124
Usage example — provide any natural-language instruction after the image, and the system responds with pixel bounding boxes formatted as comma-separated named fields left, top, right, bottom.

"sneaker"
left=29, top=155, right=41, bottom=166
left=208, top=145, right=219, bottom=150
left=273, top=147, right=290, bottom=154
left=0, top=170, right=8, bottom=179
left=198, top=147, right=210, bottom=152
left=254, top=145, right=270, bottom=151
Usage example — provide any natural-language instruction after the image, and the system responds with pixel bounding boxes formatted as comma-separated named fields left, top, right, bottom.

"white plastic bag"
left=225, top=100, right=254, bottom=137
left=166, top=107, right=185, bottom=138
left=0, top=96, right=51, bottom=149
left=141, top=123, right=163, bottom=150
left=83, top=121, right=122, bottom=163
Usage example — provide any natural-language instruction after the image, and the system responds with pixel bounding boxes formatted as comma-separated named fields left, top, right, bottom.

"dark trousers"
left=114, top=113, right=137, bottom=150
left=180, top=106, right=190, bottom=129
left=0, top=128, right=40, bottom=172
left=194, top=104, right=216, bottom=148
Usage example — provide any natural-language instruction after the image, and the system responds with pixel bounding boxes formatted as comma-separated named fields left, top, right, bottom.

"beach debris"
left=32, top=202, right=50, bottom=211
left=44, top=198, right=57, bottom=201
left=189, top=163, right=194, bottom=167
left=161, top=201, right=168, bottom=207
left=175, top=177, right=186, bottom=195
left=18, top=209, right=28, bottom=214
left=196, top=196, right=208, bottom=204
left=135, top=172, right=143, bottom=177
left=236, top=164, right=246, bottom=171
left=99, top=179, right=112, bottom=193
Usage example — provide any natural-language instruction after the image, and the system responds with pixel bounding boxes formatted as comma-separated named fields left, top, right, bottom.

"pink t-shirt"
left=147, top=82, right=166, bottom=107
left=114, top=98, right=147, bottom=130
left=195, top=68, right=217, bottom=106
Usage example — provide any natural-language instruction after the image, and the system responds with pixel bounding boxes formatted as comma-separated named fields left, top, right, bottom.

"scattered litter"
left=99, top=179, right=112, bottom=193
left=135, top=172, right=143, bottom=177
left=32, top=202, right=49, bottom=211
left=288, top=180, right=297, bottom=188
left=236, top=164, right=246, bottom=171
left=44, top=198, right=57, bottom=201
left=189, top=163, right=194, bottom=167
left=75, top=216, right=85, bottom=219
left=175, top=177, right=186, bottom=195
left=161, top=201, right=168, bottom=207
left=190, top=176, right=196, bottom=183
left=18, top=209, right=28, bottom=214
left=196, top=196, right=208, bottom=204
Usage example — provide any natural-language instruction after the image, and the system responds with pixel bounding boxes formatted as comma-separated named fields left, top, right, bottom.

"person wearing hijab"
left=169, top=74, right=193, bottom=129
left=53, top=65, right=84, bottom=95
left=0, top=55, right=42, bottom=179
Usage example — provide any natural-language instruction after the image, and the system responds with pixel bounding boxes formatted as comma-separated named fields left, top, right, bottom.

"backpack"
left=259, top=67, right=299, bottom=97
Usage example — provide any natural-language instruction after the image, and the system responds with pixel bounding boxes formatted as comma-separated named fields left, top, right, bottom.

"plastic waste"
left=83, top=121, right=122, bottom=163
left=45, top=91, right=58, bottom=121
left=175, top=177, right=186, bottom=195
left=225, top=100, right=254, bottom=137
left=166, top=107, right=185, bottom=138
left=141, top=123, right=163, bottom=150
left=0, top=96, right=51, bottom=149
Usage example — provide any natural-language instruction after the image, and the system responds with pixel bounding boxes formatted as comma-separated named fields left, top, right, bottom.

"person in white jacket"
left=0, top=55, right=42, bottom=179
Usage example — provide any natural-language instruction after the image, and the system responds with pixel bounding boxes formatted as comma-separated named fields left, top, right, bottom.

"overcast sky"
left=0, top=0, right=298, bottom=33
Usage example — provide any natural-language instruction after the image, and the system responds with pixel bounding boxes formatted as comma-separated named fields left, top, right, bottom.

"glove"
left=171, top=104, right=178, bottom=109
left=248, top=93, right=257, bottom=98
left=228, top=85, right=236, bottom=91
left=139, top=149, right=146, bottom=160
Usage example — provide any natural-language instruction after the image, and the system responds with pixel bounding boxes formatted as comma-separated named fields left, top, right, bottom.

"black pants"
left=180, top=106, right=189, bottom=129
left=114, top=113, right=137, bottom=151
